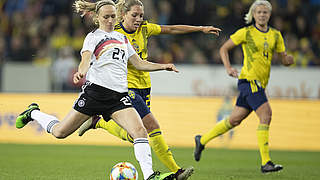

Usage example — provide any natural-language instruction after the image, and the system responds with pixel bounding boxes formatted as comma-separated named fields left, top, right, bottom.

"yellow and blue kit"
left=230, top=25, right=285, bottom=111
left=114, top=21, right=161, bottom=118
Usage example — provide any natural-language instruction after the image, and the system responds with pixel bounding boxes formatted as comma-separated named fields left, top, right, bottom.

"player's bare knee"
left=131, top=126, right=148, bottom=139
left=142, top=114, right=160, bottom=133
left=145, top=123, right=160, bottom=133
left=259, top=110, right=272, bottom=124
left=230, top=121, right=241, bottom=126
left=260, top=115, right=272, bottom=124
left=229, top=117, right=242, bottom=126
left=53, top=129, right=69, bottom=139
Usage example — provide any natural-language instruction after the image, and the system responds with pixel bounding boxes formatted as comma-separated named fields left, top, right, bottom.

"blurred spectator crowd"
left=0, top=0, right=319, bottom=91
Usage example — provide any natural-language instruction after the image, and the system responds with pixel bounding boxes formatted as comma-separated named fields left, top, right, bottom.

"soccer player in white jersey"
left=15, top=1, right=178, bottom=179
left=78, top=1, right=220, bottom=179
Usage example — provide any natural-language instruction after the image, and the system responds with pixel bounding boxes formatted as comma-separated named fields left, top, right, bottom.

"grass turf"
left=0, top=143, right=319, bottom=180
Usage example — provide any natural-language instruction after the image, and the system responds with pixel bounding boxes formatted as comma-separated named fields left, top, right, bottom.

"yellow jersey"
left=114, top=21, right=161, bottom=89
left=230, top=25, right=285, bottom=88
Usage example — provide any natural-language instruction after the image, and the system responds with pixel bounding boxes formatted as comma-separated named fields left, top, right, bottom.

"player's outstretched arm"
left=128, top=54, right=179, bottom=73
left=160, top=25, right=221, bottom=36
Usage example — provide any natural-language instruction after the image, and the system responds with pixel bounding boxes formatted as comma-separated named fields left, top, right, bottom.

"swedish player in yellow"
left=194, top=0, right=294, bottom=173
left=78, top=0, right=221, bottom=179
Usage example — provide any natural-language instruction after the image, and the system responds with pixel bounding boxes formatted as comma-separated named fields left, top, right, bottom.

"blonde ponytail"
left=116, top=0, right=126, bottom=23
left=73, top=0, right=96, bottom=17
left=244, top=0, right=272, bottom=24
left=73, top=0, right=116, bottom=25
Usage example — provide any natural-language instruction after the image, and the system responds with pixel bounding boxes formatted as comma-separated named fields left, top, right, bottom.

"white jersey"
left=81, top=29, right=136, bottom=93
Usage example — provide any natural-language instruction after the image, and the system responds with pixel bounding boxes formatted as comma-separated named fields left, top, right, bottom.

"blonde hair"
left=115, top=0, right=143, bottom=23
left=73, top=0, right=116, bottom=25
left=244, top=0, right=272, bottom=24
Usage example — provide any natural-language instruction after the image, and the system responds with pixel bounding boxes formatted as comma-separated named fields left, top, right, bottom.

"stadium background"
left=0, top=0, right=320, bottom=152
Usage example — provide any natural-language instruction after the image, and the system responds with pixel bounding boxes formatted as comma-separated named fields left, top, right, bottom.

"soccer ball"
left=110, top=162, right=138, bottom=180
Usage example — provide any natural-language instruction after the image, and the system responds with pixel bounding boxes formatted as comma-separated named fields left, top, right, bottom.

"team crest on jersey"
left=128, top=90, right=135, bottom=99
left=131, top=39, right=140, bottom=52
left=78, top=99, right=85, bottom=107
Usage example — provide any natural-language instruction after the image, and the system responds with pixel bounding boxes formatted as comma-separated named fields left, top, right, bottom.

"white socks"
left=31, top=110, right=59, bottom=133
left=133, top=138, right=154, bottom=180
left=30, top=111, right=153, bottom=179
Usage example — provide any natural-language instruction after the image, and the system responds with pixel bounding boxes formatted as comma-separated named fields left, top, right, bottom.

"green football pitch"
left=0, top=143, right=319, bottom=180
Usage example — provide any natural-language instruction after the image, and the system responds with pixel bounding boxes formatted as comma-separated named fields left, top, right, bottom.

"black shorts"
left=73, top=81, right=133, bottom=120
